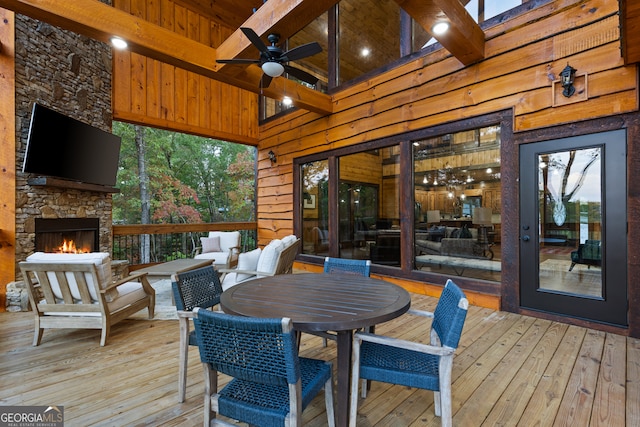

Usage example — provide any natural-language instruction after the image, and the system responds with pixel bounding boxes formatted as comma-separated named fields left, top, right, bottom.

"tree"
left=112, top=122, right=256, bottom=225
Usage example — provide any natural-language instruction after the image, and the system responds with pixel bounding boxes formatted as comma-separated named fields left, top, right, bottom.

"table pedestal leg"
left=335, top=330, right=353, bottom=427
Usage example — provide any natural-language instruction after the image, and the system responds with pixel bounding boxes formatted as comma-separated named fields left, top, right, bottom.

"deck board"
left=1, top=292, right=639, bottom=427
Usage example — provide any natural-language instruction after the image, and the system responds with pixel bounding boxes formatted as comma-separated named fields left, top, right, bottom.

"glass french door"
left=519, top=129, right=627, bottom=326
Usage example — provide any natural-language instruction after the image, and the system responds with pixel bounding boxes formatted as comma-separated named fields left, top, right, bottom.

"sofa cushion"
left=236, top=248, right=262, bottom=282
left=208, top=231, right=240, bottom=252
left=201, top=236, right=221, bottom=253
left=281, top=234, right=297, bottom=247
left=25, top=252, right=118, bottom=302
left=256, top=239, right=284, bottom=278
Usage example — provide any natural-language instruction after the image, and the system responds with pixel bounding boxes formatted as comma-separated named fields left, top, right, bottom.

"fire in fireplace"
left=35, top=218, right=100, bottom=253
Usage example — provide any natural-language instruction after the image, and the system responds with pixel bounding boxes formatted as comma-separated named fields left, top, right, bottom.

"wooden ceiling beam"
left=0, top=0, right=333, bottom=114
left=395, top=0, right=484, bottom=65
left=216, top=0, right=339, bottom=73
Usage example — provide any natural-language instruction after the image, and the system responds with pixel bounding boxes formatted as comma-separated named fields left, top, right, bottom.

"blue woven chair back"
left=323, top=257, right=371, bottom=276
left=171, top=265, right=223, bottom=311
left=193, top=310, right=299, bottom=386
left=432, top=279, right=468, bottom=349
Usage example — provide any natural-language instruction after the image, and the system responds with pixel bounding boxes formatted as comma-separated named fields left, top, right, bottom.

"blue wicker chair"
left=171, top=265, right=223, bottom=403
left=192, top=309, right=335, bottom=427
left=349, top=279, right=468, bottom=427
left=324, top=257, right=371, bottom=276
left=316, top=257, right=372, bottom=347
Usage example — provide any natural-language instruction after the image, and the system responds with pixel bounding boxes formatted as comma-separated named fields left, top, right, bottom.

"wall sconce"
left=268, top=150, right=277, bottom=164
left=560, top=63, right=577, bottom=98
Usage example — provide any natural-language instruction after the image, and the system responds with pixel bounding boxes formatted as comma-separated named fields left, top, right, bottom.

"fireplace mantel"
left=28, top=176, right=120, bottom=194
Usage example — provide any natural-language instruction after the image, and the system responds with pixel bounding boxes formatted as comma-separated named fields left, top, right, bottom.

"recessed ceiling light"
left=110, top=37, right=128, bottom=50
left=432, top=22, right=449, bottom=35
left=361, top=47, right=371, bottom=57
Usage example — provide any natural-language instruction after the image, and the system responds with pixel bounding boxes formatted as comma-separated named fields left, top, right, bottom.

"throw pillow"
left=201, top=236, right=221, bottom=253
left=236, top=248, right=262, bottom=282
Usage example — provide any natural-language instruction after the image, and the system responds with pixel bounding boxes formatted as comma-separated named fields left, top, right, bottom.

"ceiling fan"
left=216, top=27, right=322, bottom=88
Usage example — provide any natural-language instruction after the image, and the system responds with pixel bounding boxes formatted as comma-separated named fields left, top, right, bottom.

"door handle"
left=521, top=235, right=530, bottom=241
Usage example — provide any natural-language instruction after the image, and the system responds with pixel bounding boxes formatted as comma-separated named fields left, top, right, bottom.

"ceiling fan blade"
left=261, top=74, right=273, bottom=88
left=281, top=42, right=322, bottom=61
left=283, top=64, right=319, bottom=85
left=240, top=27, right=270, bottom=56
left=216, top=58, right=260, bottom=64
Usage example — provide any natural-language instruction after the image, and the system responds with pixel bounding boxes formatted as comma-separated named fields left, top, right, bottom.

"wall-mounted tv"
left=22, top=103, right=121, bottom=187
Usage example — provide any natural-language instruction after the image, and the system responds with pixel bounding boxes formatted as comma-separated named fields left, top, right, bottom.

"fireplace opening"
left=35, top=218, right=100, bottom=253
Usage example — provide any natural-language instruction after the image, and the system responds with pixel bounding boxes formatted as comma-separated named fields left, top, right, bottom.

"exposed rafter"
left=0, top=0, right=333, bottom=114
left=394, top=0, right=485, bottom=65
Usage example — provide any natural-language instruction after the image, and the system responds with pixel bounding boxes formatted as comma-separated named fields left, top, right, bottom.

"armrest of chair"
left=102, top=271, right=154, bottom=295
left=406, top=309, right=434, bottom=318
left=218, top=268, right=275, bottom=277
left=354, top=331, right=455, bottom=357
left=177, top=310, right=197, bottom=319
left=192, top=246, right=203, bottom=257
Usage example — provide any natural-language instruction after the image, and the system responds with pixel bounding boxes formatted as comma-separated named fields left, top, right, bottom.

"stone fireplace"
left=34, top=218, right=100, bottom=253
left=7, top=12, right=116, bottom=311
left=14, top=14, right=114, bottom=264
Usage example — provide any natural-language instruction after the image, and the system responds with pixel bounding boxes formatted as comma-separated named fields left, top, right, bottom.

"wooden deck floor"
left=2, top=292, right=640, bottom=426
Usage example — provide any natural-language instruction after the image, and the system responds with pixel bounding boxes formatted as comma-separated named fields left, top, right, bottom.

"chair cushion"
left=281, top=234, right=297, bottom=247
left=221, top=249, right=262, bottom=290
left=201, top=236, right=221, bottom=253
left=208, top=231, right=240, bottom=252
left=236, top=248, right=261, bottom=282
left=256, top=239, right=284, bottom=278
left=194, top=251, right=231, bottom=266
left=25, top=252, right=118, bottom=302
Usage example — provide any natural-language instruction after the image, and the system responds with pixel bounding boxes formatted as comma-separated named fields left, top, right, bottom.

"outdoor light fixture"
left=432, top=22, right=449, bottom=35
left=110, top=36, right=128, bottom=50
left=560, top=63, right=577, bottom=98
left=268, top=150, right=277, bottom=164
left=262, top=61, right=285, bottom=78
left=282, top=96, right=293, bottom=106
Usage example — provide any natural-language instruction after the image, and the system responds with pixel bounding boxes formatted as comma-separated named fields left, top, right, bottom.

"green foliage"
left=112, top=122, right=256, bottom=224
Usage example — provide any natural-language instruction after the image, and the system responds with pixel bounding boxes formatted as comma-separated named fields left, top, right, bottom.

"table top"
left=220, top=273, right=411, bottom=332
left=134, top=258, right=212, bottom=277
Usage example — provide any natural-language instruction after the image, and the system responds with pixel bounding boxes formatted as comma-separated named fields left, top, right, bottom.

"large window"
left=338, top=148, right=399, bottom=264
left=301, top=160, right=329, bottom=256
left=297, top=120, right=502, bottom=283
left=413, top=126, right=501, bottom=281
left=262, top=1, right=530, bottom=120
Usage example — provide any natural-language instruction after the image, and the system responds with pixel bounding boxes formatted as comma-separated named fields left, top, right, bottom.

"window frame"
left=294, top=110, right=512, bottom=286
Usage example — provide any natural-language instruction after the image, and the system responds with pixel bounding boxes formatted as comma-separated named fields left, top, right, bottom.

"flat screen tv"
left=22, top=103, right=121, bottom=187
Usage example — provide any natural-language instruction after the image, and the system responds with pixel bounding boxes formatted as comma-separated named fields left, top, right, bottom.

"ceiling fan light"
left=262, top=61, right=285, bottom=77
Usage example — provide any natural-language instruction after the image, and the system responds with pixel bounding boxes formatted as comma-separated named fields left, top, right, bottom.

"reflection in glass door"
left=538, top=148, right=602, bottom=298
left=520, top=130, right=627, bottom=326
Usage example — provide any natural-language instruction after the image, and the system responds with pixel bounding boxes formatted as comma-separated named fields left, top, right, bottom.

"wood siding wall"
left=256, top=0, right=637, bottom=246
left=112, top=0, right=259, bottom=145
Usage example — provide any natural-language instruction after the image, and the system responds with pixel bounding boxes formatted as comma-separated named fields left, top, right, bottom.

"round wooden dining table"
left=220, top=272, right=411, bottom=427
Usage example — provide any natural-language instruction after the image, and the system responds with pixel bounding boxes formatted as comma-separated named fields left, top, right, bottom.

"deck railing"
left=111, top=222, right=257, bottom=267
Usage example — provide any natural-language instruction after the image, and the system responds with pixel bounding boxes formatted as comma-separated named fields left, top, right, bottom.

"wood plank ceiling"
left=2, top=0, right=637, bottom=112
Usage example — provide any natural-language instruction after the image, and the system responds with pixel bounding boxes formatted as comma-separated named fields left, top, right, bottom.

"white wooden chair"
left=193, top=230, right=241, bottom=269
left=218, top=236, right=300, bottom=290
left=19, top=252, right=155, bottom=346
